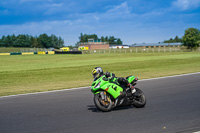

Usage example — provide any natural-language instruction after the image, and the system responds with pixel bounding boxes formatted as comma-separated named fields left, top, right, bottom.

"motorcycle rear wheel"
left=132, top=87, right=146, bottom=108
left=94, top=92, right=113, bottom=112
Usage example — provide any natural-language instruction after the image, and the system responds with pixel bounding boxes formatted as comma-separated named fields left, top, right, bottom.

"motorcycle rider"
left=92, top=67, right=135, bottom=97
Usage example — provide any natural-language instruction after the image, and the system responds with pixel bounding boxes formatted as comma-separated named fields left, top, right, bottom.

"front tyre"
left=94, top=93, right=113, bottom=112
left=132, top=88, right=146, bottom=108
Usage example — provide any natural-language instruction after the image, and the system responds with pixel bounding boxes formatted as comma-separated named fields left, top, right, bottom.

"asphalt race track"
left=0, top=73, right=200, bottom=133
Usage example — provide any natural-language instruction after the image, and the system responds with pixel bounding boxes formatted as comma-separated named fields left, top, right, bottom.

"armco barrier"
left=22, top=52, right=34, bottom=55
left=55, top=51, right=82, bottom=54
left=0, top=51, right=56, bottom=55
left=10, top=52, right=21, bottom=55
left=47, top=51, right=55, bottom=54
left=37, top=51, right=46, bottom=55
left=0, top=53, right=10, bottom=55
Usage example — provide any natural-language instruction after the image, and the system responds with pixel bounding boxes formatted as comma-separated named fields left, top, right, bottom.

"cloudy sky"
left=0, top=0, right=200, bottom=45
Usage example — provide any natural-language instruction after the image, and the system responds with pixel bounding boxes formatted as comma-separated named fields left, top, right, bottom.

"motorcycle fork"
left=100, top=91, right=110, bottom=102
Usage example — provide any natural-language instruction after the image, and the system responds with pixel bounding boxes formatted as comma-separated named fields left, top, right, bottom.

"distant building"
left=109, top=45, right=129, bottom=49
left=88, top=38, right=101, bottom=43
left=132, top=43, right=182, bottom=48
left=78, top=39, right=109, bottom=50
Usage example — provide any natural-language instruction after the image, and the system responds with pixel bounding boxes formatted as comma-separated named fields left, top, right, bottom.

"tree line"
left=0, top=28, right=199, bottom=49
left=0, top=34, right=64, bottom=48
left=77, top=33, right=123, bottom=46
left=164, top=28, right=200, bottom=49
left=164, top=36, right=182, bottom=43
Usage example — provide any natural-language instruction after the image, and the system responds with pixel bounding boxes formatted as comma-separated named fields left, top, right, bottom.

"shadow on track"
left=87, top=105, right=100, bottom=112
left=87, top=105, right=135, bottom=112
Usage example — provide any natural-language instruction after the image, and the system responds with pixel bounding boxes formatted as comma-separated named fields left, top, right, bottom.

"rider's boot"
left=126, top=84, right=136, bottom=96
left=130, top=84, right=136, bottom=94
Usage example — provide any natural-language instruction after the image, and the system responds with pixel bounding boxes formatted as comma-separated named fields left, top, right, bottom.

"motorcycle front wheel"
left=132, top=87, right=146, bottom=108
left=94, top=92, right=113, bottom=112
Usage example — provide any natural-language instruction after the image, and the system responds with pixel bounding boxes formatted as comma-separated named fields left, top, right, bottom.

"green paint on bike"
left=91, top=75, right=136, bottom=99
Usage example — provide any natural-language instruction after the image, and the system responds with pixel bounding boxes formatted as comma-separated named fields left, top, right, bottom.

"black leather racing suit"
left=104, top=72, right=130, bottom=91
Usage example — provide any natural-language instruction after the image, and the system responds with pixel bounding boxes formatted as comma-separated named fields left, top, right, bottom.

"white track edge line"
left=0, top=86, right=91, bottom=99
left=138, top=72, right=200, bottom=81
left=193, top=131, right=200, bottom=133
left=0, top=72, right=200, bottom=99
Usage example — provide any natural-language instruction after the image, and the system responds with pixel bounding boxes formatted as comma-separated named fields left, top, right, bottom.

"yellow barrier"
left=78, top=46, right=89, bottom=51
left=0, top=53, right=10, bottom=55
left=48, top=51, right=55, bottom=54
left=22, top=52, right=34, bottom=55
left=37, top=51, right=46, bottom=55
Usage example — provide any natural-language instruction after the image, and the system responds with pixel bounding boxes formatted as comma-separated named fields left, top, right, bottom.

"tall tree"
left=38, top=33, right=51, bottom=48
left=50, top=34, right=59, bottom=48
left=58, top=37, right=64, bottom=48
left=116, top=38, right=122, bottom=45
left=14, top=35, right=27, bottom=47
left=101, top=36, right=105, bottom=42
left=5, top=35, right=12, bottom=47
left=79, top=33, right=98, bottom=42
left=11, top=34, right=16, bottom=47
left=164, top=36, right=182, bottom=43
left=182, top=28, right=200, bottom=49
left=108, top=36, right=117, bottom=45
left=0, top=37, right=2, bottom=47
left=174, top=36, right=180, bottom=42
left=105, top=36, right=108, bottom=42
left=31, top=36, right=40, bottom=48
left=25, top=34, right=31, bottom=47
left=0, top=36, right=7, bottom=47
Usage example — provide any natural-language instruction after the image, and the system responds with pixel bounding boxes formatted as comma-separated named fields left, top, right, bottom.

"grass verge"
left=0, top=52, right=200, bottom=96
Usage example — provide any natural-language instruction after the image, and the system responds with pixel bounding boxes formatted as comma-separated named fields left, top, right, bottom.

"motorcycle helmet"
left=92, top=67, right=103, bottom=79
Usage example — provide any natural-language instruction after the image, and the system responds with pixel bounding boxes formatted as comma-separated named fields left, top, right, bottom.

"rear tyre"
left=94, top=93, right=113, bottom=112
left=132, top=88, right=146, bottom=108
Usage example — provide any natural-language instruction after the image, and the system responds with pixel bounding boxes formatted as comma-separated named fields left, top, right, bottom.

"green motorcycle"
left=91, top=75, right=146, bottom=112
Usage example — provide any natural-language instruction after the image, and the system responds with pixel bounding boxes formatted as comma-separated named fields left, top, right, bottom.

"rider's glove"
left=105, top=72, right=110, bottom=78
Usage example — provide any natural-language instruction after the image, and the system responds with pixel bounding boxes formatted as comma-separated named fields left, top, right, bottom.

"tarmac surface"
left=0, top=73, right=200, bottom=133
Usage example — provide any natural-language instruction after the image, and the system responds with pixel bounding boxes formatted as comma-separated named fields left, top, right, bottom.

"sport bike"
left=91, top=75, right=146, bottom=112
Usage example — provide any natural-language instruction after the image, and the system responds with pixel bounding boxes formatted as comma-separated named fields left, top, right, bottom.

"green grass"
left=0, top=52, right=200, bottom=96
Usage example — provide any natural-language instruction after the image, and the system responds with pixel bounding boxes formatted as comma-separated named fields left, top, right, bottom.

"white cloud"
left=108, top=2, right=130, bottom=12
left=91, top=2, right=133, bottom=22
left=43, top=3, right=64, bottom=15
left=107, top=2, right=131, bottom=16
left=0, top=19, right=96, bottom=45
left=19, top=0, right=51, bottom=4
left=172, top=0, right=200, bottom=10
left=1, top=1, right=200, bottom=45
left=0, top=18, right=191, bottom=45
left=45, top=3, right=63, bottom=7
